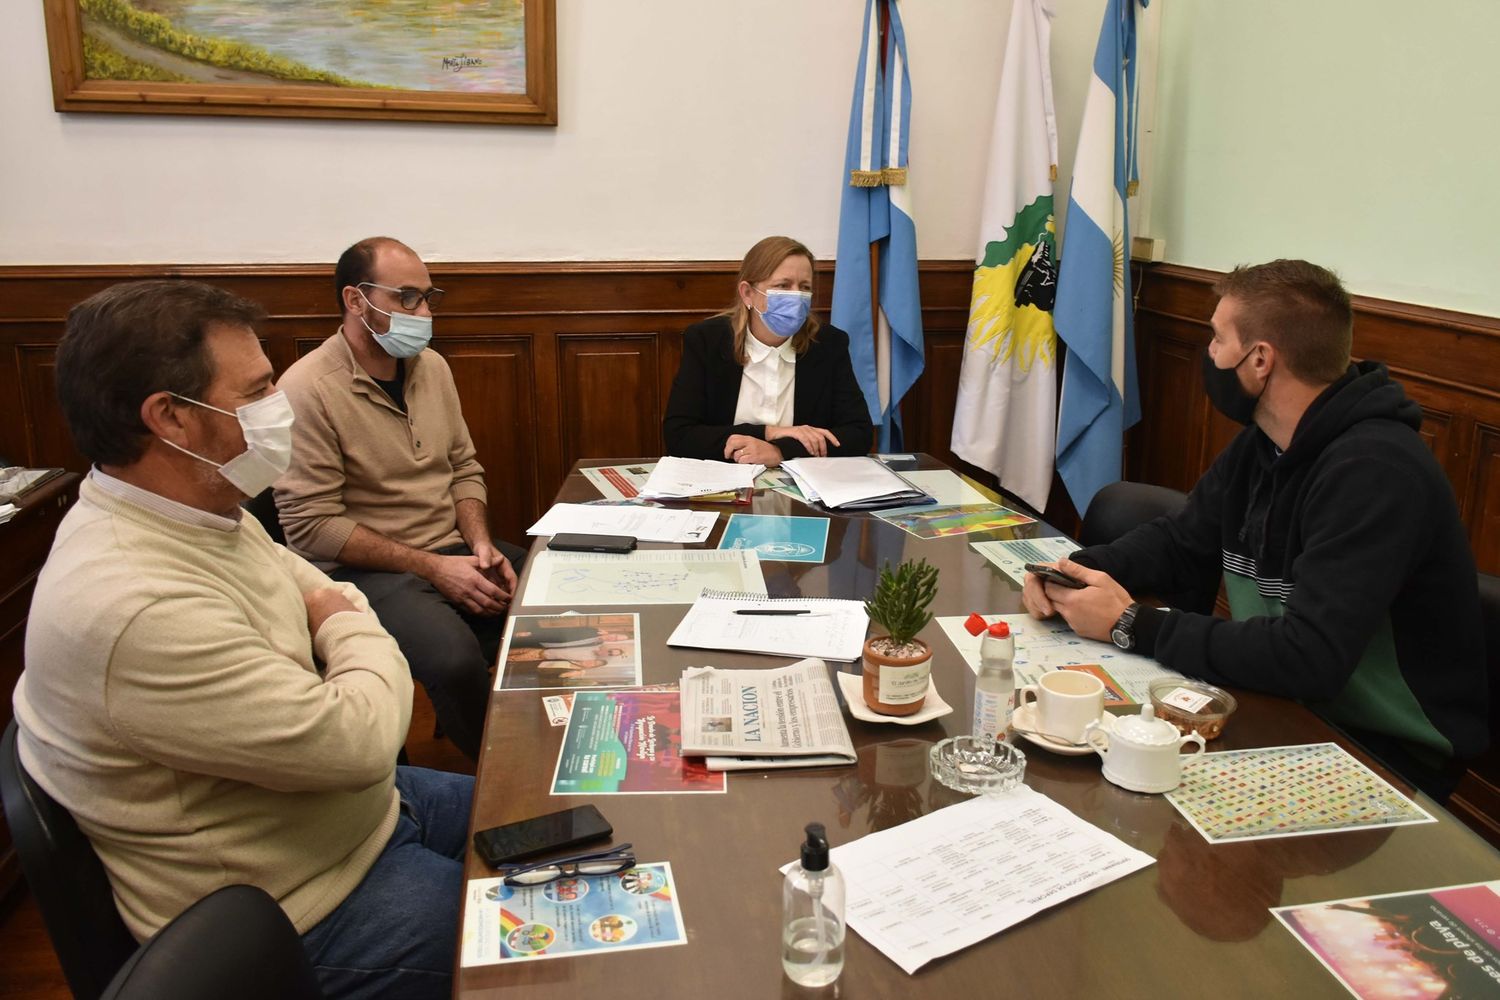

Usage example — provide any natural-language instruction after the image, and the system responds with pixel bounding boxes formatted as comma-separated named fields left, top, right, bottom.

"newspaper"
left=679, top=658, right=856, bottom=767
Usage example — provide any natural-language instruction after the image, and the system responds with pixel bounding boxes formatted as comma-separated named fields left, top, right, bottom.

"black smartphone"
left=473, top=805, right=614, bottom=868
left=548, top=532, right=637, bottom=554
left=1024, top=562, right=1087, bottom=589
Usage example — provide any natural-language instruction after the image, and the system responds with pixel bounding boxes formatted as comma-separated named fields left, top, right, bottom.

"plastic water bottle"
left=782, top=822, right=845, bottom=987
left=973, top=621, right=1015, bottom=749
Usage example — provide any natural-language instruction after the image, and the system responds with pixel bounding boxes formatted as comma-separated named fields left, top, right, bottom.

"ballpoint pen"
left=733, top=609, right=826, bottom=616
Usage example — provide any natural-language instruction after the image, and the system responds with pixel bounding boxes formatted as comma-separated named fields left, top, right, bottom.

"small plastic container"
left=1148, top=678, right=1237, bottom=741
left=929, top=736, right=1027, bottom=795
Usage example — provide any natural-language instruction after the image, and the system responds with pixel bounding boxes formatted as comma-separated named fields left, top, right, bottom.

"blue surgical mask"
left=755, top=288, right=812, bottom=338
left=358, top=290, right=433, bottom=359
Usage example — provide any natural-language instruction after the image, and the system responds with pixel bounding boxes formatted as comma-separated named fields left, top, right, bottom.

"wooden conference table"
left=458, top=456, right=1499, bottom=998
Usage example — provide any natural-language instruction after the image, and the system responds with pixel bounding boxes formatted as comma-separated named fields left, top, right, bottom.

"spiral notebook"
left=666, top=590, right=870, bottom=661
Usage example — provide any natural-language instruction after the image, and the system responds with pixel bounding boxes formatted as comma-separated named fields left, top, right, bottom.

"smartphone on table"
left=547, top=532, right=637, bottom=554
left=473, top=804, right=614, bottom=868
left=1024, top=562, right=1088, bottom=590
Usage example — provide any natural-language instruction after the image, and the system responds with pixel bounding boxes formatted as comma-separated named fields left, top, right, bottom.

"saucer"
left=836, top=671, right=954, bottom=726
left=1011, top=703, right=1112, bottom=756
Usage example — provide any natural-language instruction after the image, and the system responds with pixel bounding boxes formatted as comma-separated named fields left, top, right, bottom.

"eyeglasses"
left=497, top=844, right=637, bottom=886
left=358, top=281, right=445, bottom=310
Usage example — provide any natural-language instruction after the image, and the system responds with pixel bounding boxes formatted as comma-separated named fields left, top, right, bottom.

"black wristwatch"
left=1110, top=602, right=1141, bottom=651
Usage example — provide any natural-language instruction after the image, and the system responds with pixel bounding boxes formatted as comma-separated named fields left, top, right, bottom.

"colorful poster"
left=551, top=690, right=725, bottom=795
left=717, top=513, right=829, bottom=563
left=496, top=613, right=642, bottom=692
left=1166, top=743, right=1436, bottom=843
left=460, top=863, right=688, bottom=967
left=874, top=502, right=1036, bottom=539
left=1273, top=881, right=1500, bottom=998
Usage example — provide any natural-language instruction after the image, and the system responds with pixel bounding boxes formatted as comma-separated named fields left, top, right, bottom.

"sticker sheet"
left=1166, top=743, right=1436, bottom=843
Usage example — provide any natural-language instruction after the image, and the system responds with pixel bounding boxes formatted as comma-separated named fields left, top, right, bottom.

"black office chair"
left=243, top=487, right=285, bottom=545
left=0, top=720, right=138, bottom=1000
left=1079, top=481, right=1215, bottom=615
left=100, top=884, right=324, bottom=1000
left=1079, top=480, right=1190, bottom=548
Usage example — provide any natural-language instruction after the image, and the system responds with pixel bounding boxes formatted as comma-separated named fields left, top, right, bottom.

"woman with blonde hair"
left=663, top=236, right=872, bottom=466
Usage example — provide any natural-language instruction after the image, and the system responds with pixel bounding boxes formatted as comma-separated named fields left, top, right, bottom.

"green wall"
left=1150, top=0, right=1500, bottom=316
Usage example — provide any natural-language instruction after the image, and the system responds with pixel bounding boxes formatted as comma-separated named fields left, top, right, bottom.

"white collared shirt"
left=733, top=331, right=798, bottom=428
left=91, top=467, right=241, bottom=532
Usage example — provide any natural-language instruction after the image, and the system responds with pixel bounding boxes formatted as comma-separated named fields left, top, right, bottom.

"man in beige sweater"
left=275, top=236, right=523, bottom=760
left=15, top=280, right=471, bottom=999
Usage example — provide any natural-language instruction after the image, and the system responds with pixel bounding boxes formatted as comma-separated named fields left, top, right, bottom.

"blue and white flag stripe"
left=1053, top=0, right=1147, bottom=515
left=832, top=0, right=925, bottom=451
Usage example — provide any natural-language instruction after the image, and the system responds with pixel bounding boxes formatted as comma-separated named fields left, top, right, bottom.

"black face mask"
left=1200, top=344, right=1266, bottom=425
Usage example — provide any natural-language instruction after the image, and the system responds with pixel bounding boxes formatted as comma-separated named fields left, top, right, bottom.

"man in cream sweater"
left=14, top=280, right=470, bottom=999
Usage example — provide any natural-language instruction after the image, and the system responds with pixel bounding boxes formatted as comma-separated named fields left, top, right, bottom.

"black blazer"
left=662, top=316, right=874, bottom=460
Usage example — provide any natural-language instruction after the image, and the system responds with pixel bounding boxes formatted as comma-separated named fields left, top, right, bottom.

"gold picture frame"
left=42, top=0, right=557, bottom=126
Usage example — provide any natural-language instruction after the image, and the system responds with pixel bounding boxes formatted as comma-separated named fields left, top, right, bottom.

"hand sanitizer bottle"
left=782, top=822, right=845, bottom=987
left=973, top=621, right=1015, bottom=749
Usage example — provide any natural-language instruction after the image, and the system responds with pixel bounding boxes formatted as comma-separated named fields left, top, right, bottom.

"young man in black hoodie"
left=1024, top=259, right=1486, bottom=799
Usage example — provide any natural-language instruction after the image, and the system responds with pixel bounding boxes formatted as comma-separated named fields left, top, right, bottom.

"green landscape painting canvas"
left=77, top=0, right=527, bottom=93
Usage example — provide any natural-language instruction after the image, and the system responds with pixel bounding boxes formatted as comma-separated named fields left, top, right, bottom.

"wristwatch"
left=1110, top=602, right=1142, bottom=651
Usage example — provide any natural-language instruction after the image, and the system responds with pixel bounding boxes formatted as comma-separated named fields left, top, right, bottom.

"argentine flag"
left=832, top=0, right=924, bottom=451
left=1053, top=0, right=1147, bottom=515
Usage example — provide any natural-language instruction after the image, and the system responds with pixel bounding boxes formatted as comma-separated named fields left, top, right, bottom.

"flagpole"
left=867, top=0, right=889, bottom=452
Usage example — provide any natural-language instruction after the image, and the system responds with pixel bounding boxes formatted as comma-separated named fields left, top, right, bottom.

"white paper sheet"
left=789, top=788, right=1153, bottom=974
left=900, top=469, right=991, bottom=506
left=522, top=549, right=767, bottom=606
left=527, top=502, right=718, bottom=543
left=970, top=535, right=1080, bottom=585
left=936, top=613, right=1182, bottom=704
left=638, top=456, right=762, bottom=498
left=667, top=591, right=870, bottom=661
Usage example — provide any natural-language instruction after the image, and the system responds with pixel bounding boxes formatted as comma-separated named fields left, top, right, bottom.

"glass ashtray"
left=929, top=736, right=1027, bottom=795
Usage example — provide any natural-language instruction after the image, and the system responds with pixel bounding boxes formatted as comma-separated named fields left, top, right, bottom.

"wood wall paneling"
left=435, top=336, right=539, bottom=547
left=556, top=333, right=661, bottom=496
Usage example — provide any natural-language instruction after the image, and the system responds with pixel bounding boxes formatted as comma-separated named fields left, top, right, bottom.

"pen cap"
left=801, top=822, right=830, bottom=872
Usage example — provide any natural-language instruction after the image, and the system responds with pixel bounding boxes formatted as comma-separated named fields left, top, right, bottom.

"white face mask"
left=161, top=390, right=296, bottom=497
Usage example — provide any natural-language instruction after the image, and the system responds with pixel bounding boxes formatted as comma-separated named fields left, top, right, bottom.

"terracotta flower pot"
left=861, top=637, right=932, bottom=716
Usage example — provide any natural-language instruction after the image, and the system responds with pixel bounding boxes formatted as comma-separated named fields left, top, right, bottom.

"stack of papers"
left=781, top=457, right=934, bottom=511
left=638, top=456, right=763, bottom=499
left=680, top=659, right=857, bottom=771
left=668, top=590, right=868, bottom=660
left=527, top=502, right=718, bottom=543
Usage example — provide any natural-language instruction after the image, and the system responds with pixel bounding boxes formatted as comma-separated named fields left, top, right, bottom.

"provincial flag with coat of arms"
left=950, top=0, right=1060, bottom=513
left=1053, top=0, right=1149, bottom=516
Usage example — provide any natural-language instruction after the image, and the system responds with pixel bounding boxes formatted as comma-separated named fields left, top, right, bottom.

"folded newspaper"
left=679, top=659, right=856, bottom=771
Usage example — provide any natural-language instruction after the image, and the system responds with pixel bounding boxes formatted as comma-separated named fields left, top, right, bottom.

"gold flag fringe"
left=849, top=169, right=884, bottom=187
left=880, top=166, right=908, bottom=185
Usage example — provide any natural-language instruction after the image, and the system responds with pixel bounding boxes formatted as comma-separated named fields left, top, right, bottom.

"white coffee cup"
left=1016, top=671, right=1106, bottom=744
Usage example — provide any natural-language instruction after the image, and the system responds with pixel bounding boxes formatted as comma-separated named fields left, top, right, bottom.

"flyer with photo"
left=496, top=612, right=642, bottom=692
left=551, top=690, right=726, bottom=795
left=1273, top=881, right=1500, bottom=998
left=460, top=862, right=687, bottom=967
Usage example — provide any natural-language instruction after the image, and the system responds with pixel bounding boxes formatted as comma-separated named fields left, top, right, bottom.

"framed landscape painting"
left=42, top=0, right=557, bottom=125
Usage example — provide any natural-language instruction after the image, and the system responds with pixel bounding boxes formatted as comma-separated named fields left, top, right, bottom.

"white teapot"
left=1084, top=704, right=1205, bottom=794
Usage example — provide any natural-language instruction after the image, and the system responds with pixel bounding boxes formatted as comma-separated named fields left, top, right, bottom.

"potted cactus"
left=861, top=558, right=939, bottom=716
